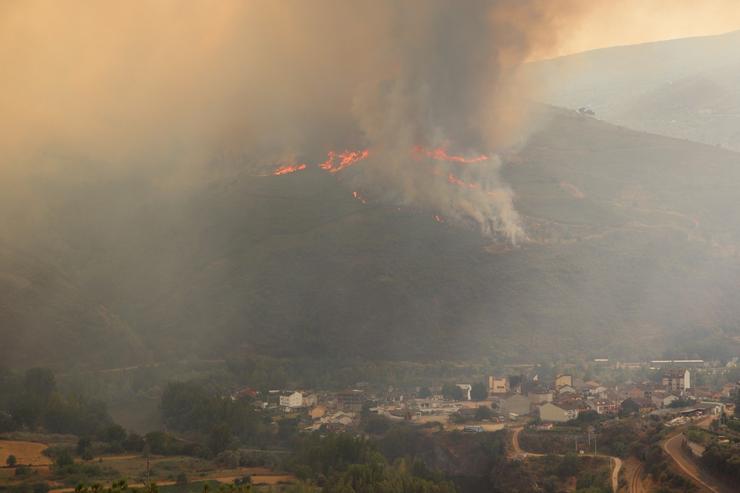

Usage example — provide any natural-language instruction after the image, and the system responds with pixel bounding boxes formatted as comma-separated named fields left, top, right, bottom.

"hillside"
left=2, top=108, right=740, bottom=369
left=528, top=30, right=740, bottom=150
left=0, top=242, right=146, bottom=368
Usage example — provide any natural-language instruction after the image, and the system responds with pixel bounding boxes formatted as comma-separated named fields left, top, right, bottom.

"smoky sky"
left=0, top=1, right=596, bottom=241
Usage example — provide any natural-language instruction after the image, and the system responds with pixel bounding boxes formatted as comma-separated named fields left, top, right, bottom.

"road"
left=510, top=427, right=621, bottom=492
left=610, top=456, right=622, bottom=493
left=661, top=433, right=733, bottom=493
left=510, top=427, right=529, bottom=458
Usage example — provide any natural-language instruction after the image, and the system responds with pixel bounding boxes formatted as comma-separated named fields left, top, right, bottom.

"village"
left=232, top=358, right=738, bottom=436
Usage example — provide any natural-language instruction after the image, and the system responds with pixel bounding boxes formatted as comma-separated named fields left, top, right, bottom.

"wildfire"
left=414, top=146, right=488, bottom=164
left=272, top=145, right=485, bottom=177
left=447, top=173, right=480, bottom=189
left=272, top=163, right=307, bottom=176
left=319, top=149, right=370, bottom=173
left=272, top=148, right=369, bottom=176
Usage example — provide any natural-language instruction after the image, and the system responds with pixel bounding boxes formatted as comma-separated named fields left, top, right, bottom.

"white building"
left=279, top=391, right=303, bottom=409
left=661, top=369, right=691, bottom=391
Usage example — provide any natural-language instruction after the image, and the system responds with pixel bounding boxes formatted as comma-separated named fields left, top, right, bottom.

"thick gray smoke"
left=0, top=0, right=581, bottom=242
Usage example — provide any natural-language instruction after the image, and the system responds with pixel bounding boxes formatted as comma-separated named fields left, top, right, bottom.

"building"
left=624, top=384, right=654, bottom=400
left=558, top=385, right=577, bottom=395
left=662, top=369, right=691, bottom=392
left=488, top=376, right=509, bottom=394
left=539, top=402, right=580, bottom=422
left=617, top=362, right=644, bottom=370
left=529, top=390, right=553, bottom=405
left=303, top=393, right=318, bottom=407
left=587, top=399, right=619, bottom=415
left=337, top=390, right=365, bottom=412
left=230, top=386, right=258, bottom=401
left=500, top=394, right=531, bottom=416
left=631, top=397, right=656, bottom=414
left=651, top=391, right=679, bottom=409
left=652, top=360, right=704, bottom=368
left=555, top=374, right=573, bottom=389
left=279, top=391, right=303, bottom=409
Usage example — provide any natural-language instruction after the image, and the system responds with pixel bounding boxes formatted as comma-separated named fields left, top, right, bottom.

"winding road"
left=661, top=432, right=733, bottom=493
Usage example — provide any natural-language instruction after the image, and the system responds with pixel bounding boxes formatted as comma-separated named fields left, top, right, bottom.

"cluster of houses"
left=493, top=369, right=699, bottom=422
left=229, top=365, right=734, bottom=431
left=230, top=387, right=371, bottom=431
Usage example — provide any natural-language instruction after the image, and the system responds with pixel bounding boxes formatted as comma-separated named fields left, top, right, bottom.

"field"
left=0, top=440, right=52, bottom=466
left=0, top=434, right=295, bottom=492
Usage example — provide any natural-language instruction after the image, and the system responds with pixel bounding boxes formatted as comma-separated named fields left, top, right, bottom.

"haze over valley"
left=2, top=3, right=740, bottom=493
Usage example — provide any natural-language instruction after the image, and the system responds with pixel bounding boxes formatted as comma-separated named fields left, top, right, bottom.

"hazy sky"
left=554, top=0, right=740, bottom=57
left=1, top=0, right=739, bottom=241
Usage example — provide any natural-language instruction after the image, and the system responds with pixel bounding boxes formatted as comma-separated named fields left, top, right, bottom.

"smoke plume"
left=0, top=1, right=584, bottom=242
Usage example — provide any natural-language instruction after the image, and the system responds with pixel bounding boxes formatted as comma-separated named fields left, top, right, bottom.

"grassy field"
left=0, top=440, right=53, bottom=467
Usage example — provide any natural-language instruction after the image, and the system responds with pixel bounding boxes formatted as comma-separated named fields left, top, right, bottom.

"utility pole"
left=143, top=443, right=151, bottom=488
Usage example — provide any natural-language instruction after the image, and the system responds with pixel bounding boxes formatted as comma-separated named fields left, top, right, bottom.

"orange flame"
left=414, top=146, right=488, bottom=164
left=272, top=163, right=307, bottom=176
left=447, top=173, right=480, bottom=189
left=319, top=149, right=370, bottom=173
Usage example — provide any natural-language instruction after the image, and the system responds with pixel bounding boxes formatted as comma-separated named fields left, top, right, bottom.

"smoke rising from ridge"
left=0, top=1, right=586, bottom=241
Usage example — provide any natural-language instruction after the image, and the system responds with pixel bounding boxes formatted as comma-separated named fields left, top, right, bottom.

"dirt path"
left=662, top=433, right=733, bottom=493
left=624, top=458, right=644, bottom=493
left=610, top=456, right=622, bottom=493
left=509, top=428, right=620, bottom=492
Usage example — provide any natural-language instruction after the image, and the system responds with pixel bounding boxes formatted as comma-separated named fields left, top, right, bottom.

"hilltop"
left=528, top=30, right=740, bottom=150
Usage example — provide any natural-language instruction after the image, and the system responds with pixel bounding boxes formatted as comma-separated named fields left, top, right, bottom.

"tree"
left=442, top=384, right=463, bottom=401
left=32, top=482, right=50, bottom=493
left=556, top=453, right=579, bottom=478
left=6, top=454, right=17, bottom=467
left=471, top=382, right=488, bottom=401
left=175, top=472, right=188, bottom=492
left=475, top=406, right=493, bottom=421
left=123, top=432, right=145, bottom=452
left=619, top=399, right=640, bottom=417
left=208, top=423, right=233, bottom=454
left=77, top=436, right=92, bottom=457
left=24, top=368, right=56, bottom=401
left=54, top=450, right=74, bottom=468
left=575, top=410, right=599, bottom=424
left=102, top=424, right=127, bottom=444
left=363, top=414, right=391, bottom=435
left=418, top=387, right=432, bottom=398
